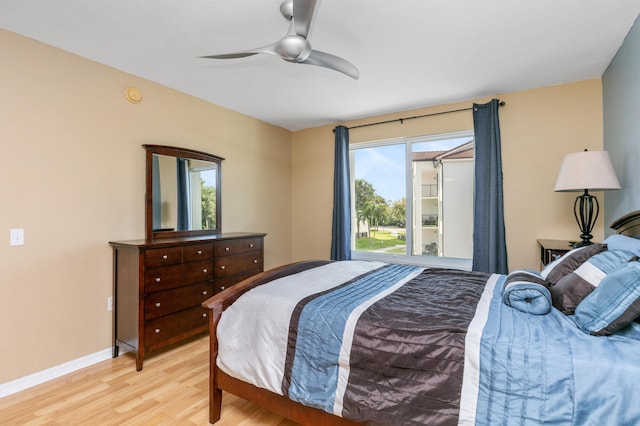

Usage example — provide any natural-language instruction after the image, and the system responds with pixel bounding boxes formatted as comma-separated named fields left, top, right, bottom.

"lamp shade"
left=554, top=150, right=621, bottom=192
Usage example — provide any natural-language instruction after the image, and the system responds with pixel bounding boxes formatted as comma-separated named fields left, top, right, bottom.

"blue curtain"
left=331, top=126, right=352, bottom=260
left=472, top=99, right=508, bottom=274
left=176, top=157, right=190, bottom=231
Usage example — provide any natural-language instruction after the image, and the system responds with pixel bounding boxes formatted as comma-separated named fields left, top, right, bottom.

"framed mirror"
left=144, top=145, right=224, bottom=240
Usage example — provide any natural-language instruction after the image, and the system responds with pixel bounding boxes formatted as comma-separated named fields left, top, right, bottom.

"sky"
left=201, top=169, right=217, bottom=188
left=353, top=137, right=470, bottom=202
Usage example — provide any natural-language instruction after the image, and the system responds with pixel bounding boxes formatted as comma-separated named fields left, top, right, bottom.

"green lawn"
left=356, top=230, right=406, bottom=253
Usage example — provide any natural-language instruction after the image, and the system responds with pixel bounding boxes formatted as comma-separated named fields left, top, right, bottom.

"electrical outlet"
left=107, top=296, right=113, bottom=311
left=10, top=228, right=25, bottom=246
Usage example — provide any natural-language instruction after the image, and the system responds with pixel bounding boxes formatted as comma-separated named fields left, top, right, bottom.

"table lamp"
left=554, top=149, right=620, bottom=247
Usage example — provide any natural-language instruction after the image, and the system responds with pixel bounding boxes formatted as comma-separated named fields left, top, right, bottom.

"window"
left=189, top=163, right=218, bottom=230
left=350, top=130, right=474, bottom=269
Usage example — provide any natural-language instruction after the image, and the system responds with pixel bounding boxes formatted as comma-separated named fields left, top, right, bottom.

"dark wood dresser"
left=110, top=232, right=265, bottom=370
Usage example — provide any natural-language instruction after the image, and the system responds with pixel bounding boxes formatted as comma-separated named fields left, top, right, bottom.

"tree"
left=201, top=179, right=216, bottom=229
left=355, top=178, right=405, bottom=243
left=355, top=179, right=376, bottom=236
left=363, top=194, right=388, bottom=241
left=389, top=197, right=406, bottom=227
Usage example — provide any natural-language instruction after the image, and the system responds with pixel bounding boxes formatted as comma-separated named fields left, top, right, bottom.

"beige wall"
left=1, top=27, right=606, bottom=386
left=0, top=30, right=292, bottom=383
left=291, top=78, right=605, bottom=270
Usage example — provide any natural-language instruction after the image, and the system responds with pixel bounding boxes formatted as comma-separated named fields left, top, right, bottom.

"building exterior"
left=412, top=141, right=474, bottom=258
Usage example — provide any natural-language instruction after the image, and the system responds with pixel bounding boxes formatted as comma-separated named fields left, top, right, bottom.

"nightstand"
left=537, top=239, right=574, bottom=269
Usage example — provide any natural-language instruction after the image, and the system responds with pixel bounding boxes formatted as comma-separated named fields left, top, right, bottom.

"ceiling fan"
left=201, top=0, right=359, bottom=79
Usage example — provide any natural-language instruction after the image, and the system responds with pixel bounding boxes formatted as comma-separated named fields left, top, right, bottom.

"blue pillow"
left=574, top=261, right=640, bottom=336
left=602, top=234, right=640, bottom=257
left=503, top=270, right=552, bottom=315
left=550, top=249, right=638, bottom=315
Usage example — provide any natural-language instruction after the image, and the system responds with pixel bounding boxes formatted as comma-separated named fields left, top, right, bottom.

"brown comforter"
left=280, top=266, right=488, bottom=425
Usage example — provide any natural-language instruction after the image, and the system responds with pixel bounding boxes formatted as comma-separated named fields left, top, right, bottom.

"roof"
left=412, top=140, right=474, bottom=162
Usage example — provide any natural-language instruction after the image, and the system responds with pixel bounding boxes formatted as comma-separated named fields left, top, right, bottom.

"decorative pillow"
left=502, top=270, right=552, bottom=315
left=550, top=249, right=639, bottom=315
left=541, top=244, right=607, bottom=286
left=602, top=234, right=640, bottom=257
left=574, top=261, right=640, bottom=336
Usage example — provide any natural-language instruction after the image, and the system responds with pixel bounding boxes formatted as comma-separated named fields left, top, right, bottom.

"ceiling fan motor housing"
left=280, top=0, right=294, bottom=20
left=276, top=35, right=312, bottom=62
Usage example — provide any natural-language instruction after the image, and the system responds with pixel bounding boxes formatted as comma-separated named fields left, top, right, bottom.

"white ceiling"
left=2, top=0, right=640, bottom=131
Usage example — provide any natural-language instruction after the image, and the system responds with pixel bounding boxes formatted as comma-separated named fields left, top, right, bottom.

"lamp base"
left=571, top=240, right=593, bottom=249
left=573, top=190, right=598, bottom=249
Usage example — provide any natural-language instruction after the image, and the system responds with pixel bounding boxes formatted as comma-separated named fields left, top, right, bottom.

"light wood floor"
left=0, top=336, right=298, bottom=425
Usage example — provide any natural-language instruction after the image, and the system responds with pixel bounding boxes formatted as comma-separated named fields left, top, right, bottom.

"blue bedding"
left=217, top=261, right=640, bottom=425
left=471, top=275, right=640, bottom=425
left=285, top=263, right=422, bottom=412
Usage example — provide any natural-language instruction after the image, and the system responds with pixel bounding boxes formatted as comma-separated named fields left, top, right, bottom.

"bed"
left=202, top=211, right=640, bottom=425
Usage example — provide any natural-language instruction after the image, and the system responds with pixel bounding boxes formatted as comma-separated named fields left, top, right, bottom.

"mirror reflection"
left=152, top=154, right=218, bottom=232
left=144, top=144, right=223, bottom=240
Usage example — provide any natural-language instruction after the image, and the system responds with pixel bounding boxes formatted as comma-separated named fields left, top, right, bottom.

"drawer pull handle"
left=249, top=243, right=254, bottom=248
left=197, top=250, right=202, bottom=254
left=253, top=259, right=258, bottom=263
left=202, top=313, right=207, bottom=318
left=155, top=328, right=160, bottom=334
left=225, top=247, right=230, bottom=251
left=155, top=277, right=161, bottom=283
left=220, top=286, right=225, bottom=291
left=155, top=302, right=161, bottom=308
left=220, top=265, right=225, bottom=270
left=202, top=290, right=208, bottom=295
left=162, top=255, right=168, bottom=260
left=203, top=268, right=208, bottom=273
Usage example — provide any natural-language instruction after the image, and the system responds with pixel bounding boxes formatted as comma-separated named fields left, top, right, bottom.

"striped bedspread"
left=217, top=260, right=640, bottom=425
left=216, top=261, right=488, bottom=425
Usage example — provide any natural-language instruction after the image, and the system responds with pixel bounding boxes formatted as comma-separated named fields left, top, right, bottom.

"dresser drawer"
left=144, top=260, right=213, bottom=292
left=214, top=252, right=262, bottom=278
left=144, top=306, right=209, bottom=347
left=144, top=246, right=183, bottom=268
left=213, top=238, right=262, bottom=257
left=144, top=282, right=213, bottom=320
left=183, top=243, right=213, bottom=262
left=213, top=271, right=258, bottom=293
left=112, top=233, right=265, bottom=371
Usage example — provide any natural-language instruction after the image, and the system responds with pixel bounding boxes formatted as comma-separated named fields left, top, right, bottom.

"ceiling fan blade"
left=200, top=2, right=359, bottom=79
left=302, top=50, right=360, bottom=79
left=201, top=52, right=259, bottom=59
left=200, top=44, right=278, bottom=60
left=293, top=0, right=317, bottom=38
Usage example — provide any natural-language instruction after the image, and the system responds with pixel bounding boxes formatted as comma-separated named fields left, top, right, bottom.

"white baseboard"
left=0, top=347, right=117, bottom=398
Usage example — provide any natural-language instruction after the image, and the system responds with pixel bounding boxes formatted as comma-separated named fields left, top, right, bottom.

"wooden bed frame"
left=610, top=210, right=640, bottom=236
left=202, top=262, right=358, bottom=425
left=202, top=210, right=640, bottom=425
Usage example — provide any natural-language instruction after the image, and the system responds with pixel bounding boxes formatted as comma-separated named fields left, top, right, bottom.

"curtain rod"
left=335, top=100, right=505, bottom=132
